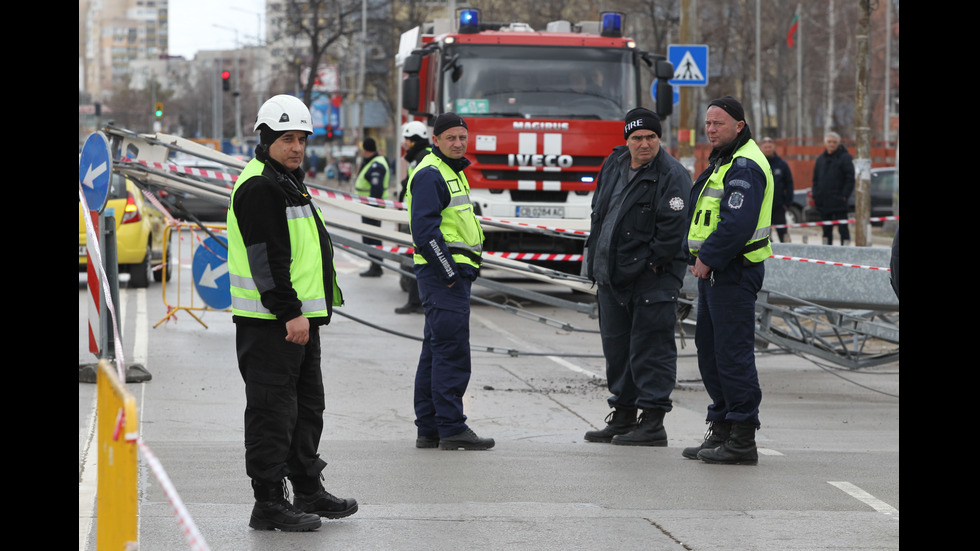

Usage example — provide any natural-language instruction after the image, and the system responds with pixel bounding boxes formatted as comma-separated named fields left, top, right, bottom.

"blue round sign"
left=192, top=235, right=231, bottom=309
left=79, top=131, right=112, bottom=212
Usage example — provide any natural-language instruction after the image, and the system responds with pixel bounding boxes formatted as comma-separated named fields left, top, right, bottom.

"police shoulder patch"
left=669, top=196, right=685, bottom=211
left=727, top=191, right=744, bottom=209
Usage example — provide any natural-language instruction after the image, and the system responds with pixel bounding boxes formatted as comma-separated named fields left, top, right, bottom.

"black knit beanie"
left=259, top=125, right=287, bottom=146
left=433, top=112, right=467, bottom=136
left=707, top=96, right=745, bottom=122
left=623, top=107, right=661, bottom=139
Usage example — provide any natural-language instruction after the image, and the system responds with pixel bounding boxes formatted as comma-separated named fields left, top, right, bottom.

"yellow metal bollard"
left=96, top=359, right=139, bottom=550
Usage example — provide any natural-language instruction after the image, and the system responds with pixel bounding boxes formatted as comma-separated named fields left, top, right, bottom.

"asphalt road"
left=79, top=220, right=899, bottom=551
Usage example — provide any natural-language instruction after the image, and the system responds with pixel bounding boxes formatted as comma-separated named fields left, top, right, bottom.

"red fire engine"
left=400, top=10, right=674, bottom=272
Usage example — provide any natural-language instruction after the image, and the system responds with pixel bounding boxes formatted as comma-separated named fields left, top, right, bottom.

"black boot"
left=584, top=407, right=637, bottom=443
left=439, top=427, right=495, bottom=450
left=612, top=409, right=668, bottom=446
left=697, top=422, right=759, bottom=465
left=359, top=262, right=383, bottom=277
left=291, top=474, right=358, bottom=519
left=249, top=480, right=322, bottom=531
left=682, top=420, right=732, bottom=459
left=395, top=299, right=424, bottom=314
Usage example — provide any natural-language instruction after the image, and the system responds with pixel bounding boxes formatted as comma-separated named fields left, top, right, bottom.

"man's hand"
left=690, top=257, right=712, bottom=279
left=285, top=315, right=310, bottom=345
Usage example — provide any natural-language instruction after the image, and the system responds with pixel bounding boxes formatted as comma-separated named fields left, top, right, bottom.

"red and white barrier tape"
left=352, top=244, right=583, bottom=262
left=772, top=215, right=898, bottom=229
left=137, top=438, right=211, bottom=551
left=769, top=254, right=889, bottom=271
left=121, top=157, right=238, bottom=184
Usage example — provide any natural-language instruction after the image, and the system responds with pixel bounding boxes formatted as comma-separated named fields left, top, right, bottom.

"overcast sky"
left=168, top=0, right=266, bottom=59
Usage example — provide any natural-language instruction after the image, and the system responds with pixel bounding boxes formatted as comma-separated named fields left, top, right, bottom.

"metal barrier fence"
left=155, top=222, right=230, bottom=328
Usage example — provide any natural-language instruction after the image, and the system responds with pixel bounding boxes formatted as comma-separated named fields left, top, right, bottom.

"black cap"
left=259, top=126, right=286, bottom=146
left=433, top=112, right=468, bottom=136
left=362, top=138, right=377, bottom=152
left=623, top=107, right=661, bottom=139
left=707, top=96, right=745, bottom=122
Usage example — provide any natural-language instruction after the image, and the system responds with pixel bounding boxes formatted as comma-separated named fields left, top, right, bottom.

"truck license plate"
left=516, top=206, right=565, bottom=218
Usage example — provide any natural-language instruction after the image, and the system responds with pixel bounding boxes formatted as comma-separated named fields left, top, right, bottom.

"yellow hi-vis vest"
left=404, top=154, right=484, bottom=268
left=688, top=139, right=774, bottom=264
left=354, top=155, right=390, bottom=199
left=227, top=158, right=342, bottom=320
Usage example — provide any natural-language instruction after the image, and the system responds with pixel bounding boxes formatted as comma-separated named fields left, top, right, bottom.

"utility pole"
left=853, top=0, right=873, bottom=246
left=677, top=0, right=697, bottom=176
left=356, top=0, right=367, bottom=146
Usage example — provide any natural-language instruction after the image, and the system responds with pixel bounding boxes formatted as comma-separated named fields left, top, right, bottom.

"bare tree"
left=273, top=0, right=363, bottom=107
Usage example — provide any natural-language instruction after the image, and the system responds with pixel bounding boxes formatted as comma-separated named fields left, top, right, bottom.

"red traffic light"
left=221, top=70, right=231, bottom=91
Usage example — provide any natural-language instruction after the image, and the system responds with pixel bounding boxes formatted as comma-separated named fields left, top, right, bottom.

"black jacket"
left=812, top=144, right=855, bottom=212
left=586, top=145, right=691, bottom=289
left=767, top=152, right=795, bottom=210
left=231, top=144, right=339, bottom=327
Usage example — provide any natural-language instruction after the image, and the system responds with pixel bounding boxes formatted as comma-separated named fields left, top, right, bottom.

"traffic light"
left=221, top=70, right=231, bottom=92
left=154, top=102, right=164, bottom=118
left=325, top=125, right=335, bottom=141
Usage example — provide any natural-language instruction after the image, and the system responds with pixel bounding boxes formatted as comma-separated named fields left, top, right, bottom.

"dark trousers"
left=236, top=323, right=327, bottom=484
left=362, top=216, right=382, bottom=261
left=413, top=268, right=473, bottom=438
left=694, top=262, right=764, bottom=426
left=772, top=205, right=789, bottom=242
left=597, top=285, right=678, bottom=412
left=819, top=210, right=850, bottom=243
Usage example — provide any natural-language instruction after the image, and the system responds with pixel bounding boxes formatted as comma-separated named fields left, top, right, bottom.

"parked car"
left=155, top=155, right=235, bottom=222
left=849, top=166, right=898, bottom=224
left=803, top=166, right=898, bottom=224
left=787, top=189, right=807, bottom=227
left=79, top=173, right=172, bottom=288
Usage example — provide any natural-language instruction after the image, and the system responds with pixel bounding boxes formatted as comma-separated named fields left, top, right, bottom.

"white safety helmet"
left=253, top=94, right=314, bottom=134
left=402, top=120, right=429, bottom=140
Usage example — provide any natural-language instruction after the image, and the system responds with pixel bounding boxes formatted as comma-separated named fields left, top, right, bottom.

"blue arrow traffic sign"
left=668, top=44, right=709, bottom=87
left=192, top=235, right=231, bottom=310
left=651, top=80, right=680, bottom=106
left=79, top=131, right=112, bottom=212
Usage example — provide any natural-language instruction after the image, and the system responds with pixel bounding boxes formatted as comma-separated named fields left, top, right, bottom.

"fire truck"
left=400, top=9, right=674, bottom=273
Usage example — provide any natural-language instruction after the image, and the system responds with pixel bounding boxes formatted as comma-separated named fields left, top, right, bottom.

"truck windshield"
left=442, top=44, right=637, bottom=120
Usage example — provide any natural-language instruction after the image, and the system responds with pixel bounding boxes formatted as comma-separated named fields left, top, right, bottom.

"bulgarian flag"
left=787, top=11, right=800, bottom=48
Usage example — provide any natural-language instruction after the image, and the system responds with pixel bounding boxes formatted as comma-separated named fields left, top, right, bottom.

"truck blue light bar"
left=459, top=9, right=479, bottom=33
left=600, top=12, right=623, bottom=37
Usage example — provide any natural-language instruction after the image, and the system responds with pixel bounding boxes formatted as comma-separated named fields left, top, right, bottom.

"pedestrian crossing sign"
left=668, top=44, right=709, bottom=87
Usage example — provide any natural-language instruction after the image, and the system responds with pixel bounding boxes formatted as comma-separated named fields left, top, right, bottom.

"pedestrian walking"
left=812, top=132, right=855, bottom=245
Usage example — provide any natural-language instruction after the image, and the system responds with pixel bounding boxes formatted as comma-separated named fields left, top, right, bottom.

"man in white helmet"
left=227, top=94, right=357, bottom=532
left=395, top=120, right=431, bottom=314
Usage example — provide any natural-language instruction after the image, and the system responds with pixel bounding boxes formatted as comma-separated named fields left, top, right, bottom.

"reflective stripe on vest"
left=354, top=155, right=390, bottom=199
left=688, top=139, right=774, bottom=264
left=404, top=155, right=484, bottom=268
left=227, top=158, right=335, bottom=320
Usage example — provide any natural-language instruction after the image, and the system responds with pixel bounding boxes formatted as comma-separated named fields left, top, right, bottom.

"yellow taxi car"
left=79, top=173, right=172, bottom=288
